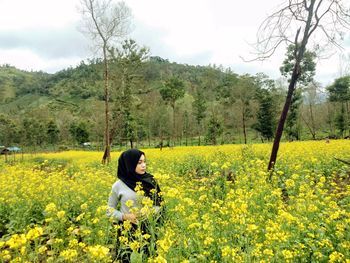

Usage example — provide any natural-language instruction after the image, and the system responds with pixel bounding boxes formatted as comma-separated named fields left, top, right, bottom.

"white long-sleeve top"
left=107, top=180, right=160, bottom=222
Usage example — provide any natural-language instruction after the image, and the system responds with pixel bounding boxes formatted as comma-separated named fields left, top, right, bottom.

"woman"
left=107, top=149, right=163, bottom=261
left=108, top=148, right=162, bottom=221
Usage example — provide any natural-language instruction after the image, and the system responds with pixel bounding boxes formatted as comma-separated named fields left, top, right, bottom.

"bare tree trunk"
left=198, top=122, right=202, bottom=146
left=268, top=65, right=300, bottom=171
left=301, top=114, right=316, bottom=139
left=172, top=104, right=175, bottom=146
left=346, top=101, right=350, bottom=137
left=327, top=102, right=334, bottom=135
left=102, top=47, right=111, bottom=164
left=268, top=0, right=316, bottom=170
left=309, top=102, right=316, bottom=139
left=242, top=109, right=247, bottom=144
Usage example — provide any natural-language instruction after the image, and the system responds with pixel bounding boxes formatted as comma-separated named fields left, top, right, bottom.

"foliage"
left=69, top=122, right=90, bottom=145
left=0, top=114, right=20, bottom=146
left=0, top=59, right=347, bottom=147
left=327, top=76, right=350, bottom=103
left=192, top=88, right=206, bottom=125
left=47, top=120, right=60, bottom=145
left=109, top=39, right=149, bottom=147
left=22, top=118, right=47, bottom=146
left=335, top=104, right=346, bottom=137
left=253, top=86, right=275, bottom=142
left=285, top=89, right=303, bottom=140
left=1, top=141, right=350, bottom=261
left=280, top=44, right=316, bottom=86
left=159, top=77, right=185, bottom=109
left=205, top=112, right=223, bottom=145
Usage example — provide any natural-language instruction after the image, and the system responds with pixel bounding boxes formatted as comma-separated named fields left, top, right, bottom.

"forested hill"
left=0, top=57, right=228, bottom=108
left=0, top=55, right=341, bottom=149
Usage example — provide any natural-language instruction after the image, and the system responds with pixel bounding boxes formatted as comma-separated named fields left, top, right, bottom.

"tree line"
left=0, top=51, right=349, bottom=151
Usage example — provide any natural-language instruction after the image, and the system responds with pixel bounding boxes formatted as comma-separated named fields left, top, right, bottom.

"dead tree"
left=79, top=0, right=132, bottom=164
left=251, top=0, right=350, bottom=170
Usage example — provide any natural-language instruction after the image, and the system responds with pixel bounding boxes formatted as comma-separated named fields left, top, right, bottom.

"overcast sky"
left=0, top=0, right=349, bottom=87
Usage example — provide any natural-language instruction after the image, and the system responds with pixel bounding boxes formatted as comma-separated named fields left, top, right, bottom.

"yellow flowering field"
left=0, top=140, right=350, bottom=262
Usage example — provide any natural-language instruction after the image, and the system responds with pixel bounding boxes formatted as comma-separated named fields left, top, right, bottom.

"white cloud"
left=0, top=0, right=80, bottom=30
left=0, top=48, right=82, bottom=72
left=0, top=0, right=348, bottom=85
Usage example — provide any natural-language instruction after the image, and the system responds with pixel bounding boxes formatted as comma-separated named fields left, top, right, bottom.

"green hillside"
left=0, top=55, right=342, bottom=149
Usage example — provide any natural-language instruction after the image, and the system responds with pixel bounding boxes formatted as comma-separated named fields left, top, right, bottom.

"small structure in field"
left=0, top=146, right=21, bottom=155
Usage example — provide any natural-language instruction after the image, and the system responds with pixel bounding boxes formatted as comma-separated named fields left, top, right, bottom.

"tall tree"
left=327, top=76, right=350, bottom=136
left=79, top=0, right=132, bottom=164
left=192, top=88, right=207, bottom=145
left=182, top=111, right=190, bottom=146
left=253, top=73, right=277, bottom=142
left=22, top=118, right=46, bottom=147
left=205, top=112, right=223, bottom=145
left=251, top=0, right=350, bottom=170
left=47, top=120, right=60, bottom=145
left=253, top=88, right=275, bottom=142
left=335, top=104, right=346, bottom=137
left=159, top=76, right=185, bottom=144
left=234, top=75, right=255, bottom=144
left=109, top=39, right=149, bottom=148
left=0, top=114, right=19, bottom=146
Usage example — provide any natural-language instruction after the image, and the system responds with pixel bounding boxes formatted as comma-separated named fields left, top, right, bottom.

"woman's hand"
left=122, top=213, right=138, bottom=224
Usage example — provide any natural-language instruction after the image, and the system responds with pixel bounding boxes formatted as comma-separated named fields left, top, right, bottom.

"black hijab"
left=117, top=149, right=162, bottom=206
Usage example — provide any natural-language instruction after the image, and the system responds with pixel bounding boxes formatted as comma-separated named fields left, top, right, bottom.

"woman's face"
left=135, top=154, right=146, bottom=175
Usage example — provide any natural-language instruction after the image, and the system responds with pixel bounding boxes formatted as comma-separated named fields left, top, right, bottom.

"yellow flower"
left=199, top=194, right=207, bottom=201
left=78, top=242, right=86, bottom=248
left=204, top=237, right=214, bottom=246
left=188, top=222, right=201, bottom=229
left=69, top=239, right=78, bottom=248
left=6, top=234, right=27, bottom=249
left=26, top=226, right=43, bottom=240
left=87, top=245, right=109, bottom=260
left=285, top=179, right=295, bottom=189
left=221, top=246, right=231, bottom=257
left=291, top=173, right=299, bottom=180
left=1, top=250, right=11, bottom=261
left=151, top=255, right=168, bottom=263
left=60, top=249, right=78, bottom=261
left=57, top=210, right=66, bottom=219
left=329, top=251, right=344, bottom=263
left=143, top=234, right=151, bottom=240
left=247, top=224, right=258, bottom=232
left=130, top=241, right=140, bottom=251
left=38, top=246, right=47, bottom=254
left=119, top=236, right=128, bottom=245
left=54, top=238, right=64, bottom=244
left=76, top=213, right=85, bottom=221
left=263, top=249, right=274, bottom=256
left=282, top=249, right=293, bottom=260
left=210, top=162, right=219, bottom=167
left=20, top=246, right=26, bottom=255
left=45, top=203, right=57, bottom=214
left=125, top=199, right=134, bottom=207
left=80, top=203, right=88, bottom=210
left=142, top=197, right=153, bottom=207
